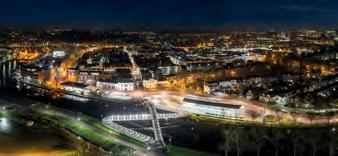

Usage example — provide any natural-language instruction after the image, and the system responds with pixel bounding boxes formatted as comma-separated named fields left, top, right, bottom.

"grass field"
left=167, top=145, right=214, bottom=156
left=35, top=106, right=134, bottom=155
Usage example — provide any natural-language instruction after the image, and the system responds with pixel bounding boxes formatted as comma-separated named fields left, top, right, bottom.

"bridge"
left=102, top=112, right=187, bottom=121
left=102, top=98, right=170, bottom=151
left=100, top=96, right=188, bottom=152
left=140, top=99, right=167, bottom=150
left=102, top=118, right=155, bottom=144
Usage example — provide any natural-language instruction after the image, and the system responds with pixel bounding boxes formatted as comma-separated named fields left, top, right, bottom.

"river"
left=0, top=59, right=338, bottom=156
left=1, top=77, right=338, bottom=156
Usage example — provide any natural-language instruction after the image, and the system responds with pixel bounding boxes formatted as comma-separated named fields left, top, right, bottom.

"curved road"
left=142, top=90, right=338, bottom=125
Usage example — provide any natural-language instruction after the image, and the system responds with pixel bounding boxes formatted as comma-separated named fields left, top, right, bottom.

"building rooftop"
left=61, top=82, right=88, bottom=88
left=183, top=97, right=242, bottom=109
left=98, top=69, right=134, bottom=83
left=77, top=48, right=131, bottom=68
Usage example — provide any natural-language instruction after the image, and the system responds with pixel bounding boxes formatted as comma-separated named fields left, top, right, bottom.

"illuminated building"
left=77, top=70, right=101, bottom=84
left=61, top=82, right=89, bottom=95
left=96, top=69, right=135, bottom=91
left=52, top=50, right=66, bottom=58
left=77, top=48, right=132, bottom=71
left=182, top=96, right=243, bottom=119
left=97, top=79, right=134, bottom=91
left=18, top=63, right=44, bottom=81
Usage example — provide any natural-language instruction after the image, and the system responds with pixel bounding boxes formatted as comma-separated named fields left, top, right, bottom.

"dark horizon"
left=1, top=0, right=338, bottom=30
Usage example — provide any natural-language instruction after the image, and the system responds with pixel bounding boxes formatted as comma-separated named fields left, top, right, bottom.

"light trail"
left=137, top=90, right=338, bottom=125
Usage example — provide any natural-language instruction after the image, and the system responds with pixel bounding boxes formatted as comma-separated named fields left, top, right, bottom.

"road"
left=16, top=75, right=338, bottom=126
left=18, top=76, right=338, bottom=126
left=140, top=90, right=338, bottom=125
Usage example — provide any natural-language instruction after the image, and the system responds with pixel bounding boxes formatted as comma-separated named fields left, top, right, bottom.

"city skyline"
left=0, top=1, right=338, bottom=155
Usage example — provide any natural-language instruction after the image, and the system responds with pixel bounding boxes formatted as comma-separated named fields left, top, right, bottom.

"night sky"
left=0, top=0, right=337, bottom=30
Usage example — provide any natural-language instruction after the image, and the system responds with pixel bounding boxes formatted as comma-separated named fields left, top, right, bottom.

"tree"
left=290, top=110, right=298, bottom=126
left=74, top=138, right=88, bottom=156
left=231, top=127, right=247, bottom=156
left=307, top=129, right=321, bottom=156
left=325, top=111, right=335, bottom=125
left=275, top=112, right=283, bottom=126
left=222, top=126, right=234, bottom=156
left=249, top=127, right=266, bottom=156
left=304, top=93, right=315, bottom=105
left=287, top=129, right=302, bottom=156
left=246, top=109, right=261, bottom=124
left=307, top=113, right=316, bottom=125
left=270, top=129, right=284, bottom=156
left=328, top=128, right=337, bottom=156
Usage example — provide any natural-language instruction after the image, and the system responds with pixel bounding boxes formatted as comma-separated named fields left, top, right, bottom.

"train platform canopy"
left=183, top=97, right=242, bottom=109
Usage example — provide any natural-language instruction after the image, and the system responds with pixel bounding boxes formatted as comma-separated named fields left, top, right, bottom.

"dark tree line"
left=220, top=126, right=338, bottom=156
